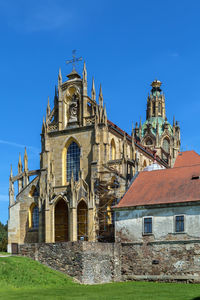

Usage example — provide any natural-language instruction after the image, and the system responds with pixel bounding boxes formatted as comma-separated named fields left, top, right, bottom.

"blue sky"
left=1, top=0, right=200, bottom=224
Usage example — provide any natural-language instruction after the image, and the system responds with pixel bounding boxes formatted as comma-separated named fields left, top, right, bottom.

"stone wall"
left=19, top=242, right=121, bottom=284
left=121, top=239, right=200, bottom=283
left=19, top=240, right=200, bottom=284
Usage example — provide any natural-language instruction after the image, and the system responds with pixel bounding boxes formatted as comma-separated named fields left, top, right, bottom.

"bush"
left=0, top=221, right=8, bottom=252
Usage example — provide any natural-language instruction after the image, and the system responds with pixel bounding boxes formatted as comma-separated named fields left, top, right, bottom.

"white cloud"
left=0, top=139, right=39, bottom=154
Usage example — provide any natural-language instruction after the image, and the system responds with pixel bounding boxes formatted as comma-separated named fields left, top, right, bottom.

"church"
left=7, top=60, right=180, bottom=252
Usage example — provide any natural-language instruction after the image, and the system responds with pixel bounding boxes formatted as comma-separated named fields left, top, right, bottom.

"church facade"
left=7, top=62, right=180, bottom=252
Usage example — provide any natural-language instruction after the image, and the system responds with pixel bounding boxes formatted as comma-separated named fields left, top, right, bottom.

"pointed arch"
left=145, top=137, right=153, bottom=146
left=55, top=198, right=69, bottom=242
left=162, top=137, right=170, bottom=153
left=62, top=137, right=81, bottom=184
left=110, top=138, right=116, bottom=160
left=77, top=200, right=88, bottom=241
left=29, top=203, right=39, bottom=229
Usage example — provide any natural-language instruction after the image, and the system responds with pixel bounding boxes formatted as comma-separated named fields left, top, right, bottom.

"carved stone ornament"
left=69, top=94, right=78, bottom=123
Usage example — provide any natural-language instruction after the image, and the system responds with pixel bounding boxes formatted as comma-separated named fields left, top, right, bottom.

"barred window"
left=32, top=206, right=39, bottom=229
left=144, top=217, right=152, bottom=234
left=175, top=215, right=184, bottom=232
left=67, top=142, right=80, bottom=182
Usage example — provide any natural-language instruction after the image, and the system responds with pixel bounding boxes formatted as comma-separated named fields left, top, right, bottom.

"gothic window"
left=29, top=204, right=39, bottom=229
left=67, top=141, right=80, bottom=182
left=163, top=138, right=170, bottom=153
left=77, top=200, right=88, bottom=241
left=110, top=139, right=116, bottom=160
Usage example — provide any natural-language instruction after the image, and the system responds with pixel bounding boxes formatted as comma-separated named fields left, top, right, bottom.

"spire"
left=99, top=84, right=103, bottom=107
left=42, top=117, right=46, bottom=134
left=18, top=153, right=22, bottom=174
left=91, top=77, right=96, bottom=101
left=103, top=104, right=107, bottom=123
left=131, top=122, right=134, bottom=137
left=83, top=61, right=87, bottom=81
left=54, top=85, right=58, bottom=107
left=139, top=117, right=142, bottom=139
left=10, top=164, right=13, bottom=179
left=82, top=61, right=87, bottom=96
left=58, top=68, right=62, bottom=86
left=9, top=165, right=15, bottom=206
left=46, top=96, right=50, bottom=120
left=173, top=116, right=175, bottom=127
left=24, top=147, right=28, bottom=172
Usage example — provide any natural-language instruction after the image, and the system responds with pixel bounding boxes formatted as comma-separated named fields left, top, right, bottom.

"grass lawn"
left=0, top=252, right=11, bottom=256
left=0, top=256, right=200, bottom=300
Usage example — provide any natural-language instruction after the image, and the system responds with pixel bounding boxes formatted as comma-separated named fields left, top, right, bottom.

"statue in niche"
left=69, top=94, right=78, bottom=123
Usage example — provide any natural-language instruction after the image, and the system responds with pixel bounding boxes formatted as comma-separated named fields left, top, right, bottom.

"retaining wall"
left=19, top=240, right=200, bottom=284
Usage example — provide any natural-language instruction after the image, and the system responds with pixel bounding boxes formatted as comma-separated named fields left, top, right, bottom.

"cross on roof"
left=66, top=50, right=82, bottom=70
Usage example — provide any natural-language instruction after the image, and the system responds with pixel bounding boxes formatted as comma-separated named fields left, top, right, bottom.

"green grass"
left=0, top=252, right=11, bottom=256
left=0, top=256, right=200, bottom=300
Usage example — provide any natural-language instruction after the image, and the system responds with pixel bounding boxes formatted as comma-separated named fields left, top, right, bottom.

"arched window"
left=110, top=139, right=116, bottom=160
left=29, top=204, right=39, bottom=229
left=163, top=138, right=170, bottom=153
left=67, top=141, right=80, bottom=182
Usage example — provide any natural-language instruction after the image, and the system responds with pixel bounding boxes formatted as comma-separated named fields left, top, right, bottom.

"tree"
left=0, top=221, right=8, bottom=252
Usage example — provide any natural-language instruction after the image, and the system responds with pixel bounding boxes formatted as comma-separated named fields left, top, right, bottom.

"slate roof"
left=116, top=151, right=200, bottom=209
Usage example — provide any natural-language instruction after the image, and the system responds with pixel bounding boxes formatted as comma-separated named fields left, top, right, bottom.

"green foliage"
left=0, top=221, right=7, bottom=252
left=0, top=256, right=200, bottom=299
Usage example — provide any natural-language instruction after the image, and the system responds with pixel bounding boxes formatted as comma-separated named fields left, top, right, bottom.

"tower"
left=135, top=80, right=180, bottom=166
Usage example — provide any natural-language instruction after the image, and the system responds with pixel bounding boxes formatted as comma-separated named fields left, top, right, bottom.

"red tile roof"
left=116, top=163, right=200, bottom=208
left=174, top=151, right=200, bottom=168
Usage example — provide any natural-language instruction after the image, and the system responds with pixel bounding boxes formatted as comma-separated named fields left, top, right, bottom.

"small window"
left=175, top=215, right=184, bottom=233
left=143, top=217, right=152, bottom=234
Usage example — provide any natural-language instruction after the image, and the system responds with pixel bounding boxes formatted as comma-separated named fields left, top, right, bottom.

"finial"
left=10, top=164, right=13, bottom=179
left=173, top=116, right=175, bottom=127
left=91, top=77, right=96, bottom=101
left=18, top=153, right=22, bottom=174
left=83, top=61, right=87, bottom=81
left=46, top=96, right=50, bottom=117
left=131, top=122, right=134, bottom=136
left=135, top=122, right=138, bottom=129
left=99, top=84, right=103, bottom=106
left=139, top=117, right=142, bottom=128
left=24, top=147, right=28, bottom=171
left=103, top=104, right=107, bottom=123
left=58, top=68, right=62, bottom=85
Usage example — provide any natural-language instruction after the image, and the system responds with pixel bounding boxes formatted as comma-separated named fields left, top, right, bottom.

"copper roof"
left=174, top=151, right=200, bottom=168
left=116, top=154, right=200, bottom=208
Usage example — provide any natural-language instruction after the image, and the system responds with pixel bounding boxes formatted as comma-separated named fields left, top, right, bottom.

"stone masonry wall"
left=121, top=240, right=200, bottom=282
left=19, top=240, right=200, bottom=284
left=19, top=242, right=121, bottom=284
